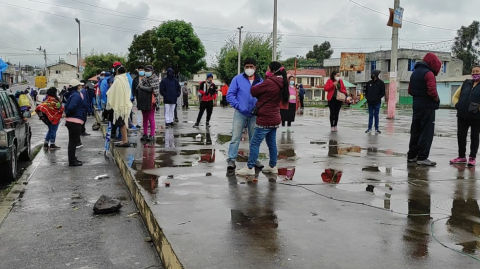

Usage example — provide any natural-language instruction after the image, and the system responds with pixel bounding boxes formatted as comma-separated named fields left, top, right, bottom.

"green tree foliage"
left=83, top=53, right=126, bottom=80
left=126, top=29, right=157, bottom=72
left=306, top=41, right=333, bottom=65
left=153, top=38, right=179, bottom=72
left=156, top=20, right=206, bottom=77
left=215, top=34, right=277, bottom=85
left=452, top=21, right=480, bottom=74
left=281, top=56, right=309, bottom=70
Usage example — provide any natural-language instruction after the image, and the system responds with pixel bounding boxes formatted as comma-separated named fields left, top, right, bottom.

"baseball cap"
left=69, top=79, right=84, bottom=87
left=113, top=61, right=122, bottom=68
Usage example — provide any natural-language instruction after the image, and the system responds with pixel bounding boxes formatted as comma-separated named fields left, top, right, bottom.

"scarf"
left=106, top=73, right=133, bottom=123
left=35, top=96, right=64, bottom=125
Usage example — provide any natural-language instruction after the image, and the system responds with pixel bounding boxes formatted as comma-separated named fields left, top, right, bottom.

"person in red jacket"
left=324, top=71, right=347, bottom=132
left=194, top=73, right=217, bottom=128
left=237, top=61, right=289, bottom=176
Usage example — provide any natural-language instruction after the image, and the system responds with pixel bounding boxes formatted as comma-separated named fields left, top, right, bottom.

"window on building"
left=297, top=78, right=302, bottom=84
left=55, top=70, right=61, bottom=74
left=357, top=71, right=362, bottom=74
left=443, top=61, right=447, bottom=73
left=387, top=60, right=391, bottom=72
left=370, top=61, right=377, bottom=72
left=310, top=77, right=315, bottom=87
left=408, top=59, right=416, bottom=71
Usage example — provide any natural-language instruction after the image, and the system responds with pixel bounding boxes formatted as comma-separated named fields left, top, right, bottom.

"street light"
left=75, top=18, right=82, bottom=79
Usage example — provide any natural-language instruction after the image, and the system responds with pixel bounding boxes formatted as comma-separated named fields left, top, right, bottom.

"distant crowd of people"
left=24, top=51, right=480, bottom=170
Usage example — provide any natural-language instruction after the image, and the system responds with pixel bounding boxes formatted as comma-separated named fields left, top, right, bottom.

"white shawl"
left=106, top=74, right=133, bottom=123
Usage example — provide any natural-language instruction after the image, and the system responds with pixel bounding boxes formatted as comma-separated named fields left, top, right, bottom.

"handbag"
left=335, top=82, right=346, bottom=102
left=252, top=93, right=278, bottom=116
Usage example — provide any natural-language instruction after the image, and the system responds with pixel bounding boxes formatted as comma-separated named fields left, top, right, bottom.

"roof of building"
left=287, top=69, right=326, bottom=77
left=342, top=80, right=356, bottom=88
left=437, top=75, right=471, bottom=83
left=47, top=62, right=77, bottom=69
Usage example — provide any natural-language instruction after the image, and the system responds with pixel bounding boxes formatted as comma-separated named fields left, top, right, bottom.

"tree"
left=153, top=38, right=179, bottom=73
left=214, top=33, right=277, bottom=85
left=83, top=53, right=126, bottom=80
left=452, top=21, right=480, bottom=74
left=156, top=20, right=206, bottom=77
left=306, top=41, right=333, bottom=65
left=126, top=29, right=157, bottom=72
left=281, top=56, right=305, bottom=70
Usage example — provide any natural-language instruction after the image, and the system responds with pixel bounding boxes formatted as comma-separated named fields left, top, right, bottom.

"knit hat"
left=207, top=73, right=213, bottom=79
left=145, top=65, right=154, bottom=71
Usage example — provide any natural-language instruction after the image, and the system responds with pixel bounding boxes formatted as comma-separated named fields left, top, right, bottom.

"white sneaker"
left=287, top=127, right=294, bottom=133
left=281, top=127, right=286, bottom=133
left=262, top=166, right=278, bottom=174
left=236, top=166, right=255, bottom=176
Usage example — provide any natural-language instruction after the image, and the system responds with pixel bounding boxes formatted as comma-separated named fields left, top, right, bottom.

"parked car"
left=0, top=89, right=32, bottom=182
left=37, top=88, right=47, bottom=103
left=0, top=80, right=9, bottom=91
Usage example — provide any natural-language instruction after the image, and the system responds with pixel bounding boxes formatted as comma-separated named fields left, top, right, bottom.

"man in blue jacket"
left=100, top=72, right=112, bottom=122
left=226, top=58, right=263, bottom=169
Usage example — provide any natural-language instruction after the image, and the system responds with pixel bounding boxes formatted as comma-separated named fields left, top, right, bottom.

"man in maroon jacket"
left=407, top=52, right=441, bottom=166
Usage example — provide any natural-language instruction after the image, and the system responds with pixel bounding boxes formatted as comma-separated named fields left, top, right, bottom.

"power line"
left=347, top=0, right=457, bottom=31
left=0, top=24, right=37, bottom=45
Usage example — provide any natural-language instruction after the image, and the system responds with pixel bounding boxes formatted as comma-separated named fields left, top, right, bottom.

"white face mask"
left=244, top=68, right=255, bottom=77
left=336, top=77, right=341, bottom=81
left=290, top=81, right=295, bottom=85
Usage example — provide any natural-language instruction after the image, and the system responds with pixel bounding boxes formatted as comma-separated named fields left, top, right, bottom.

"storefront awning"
left=342, top=80, right=356, bottom=88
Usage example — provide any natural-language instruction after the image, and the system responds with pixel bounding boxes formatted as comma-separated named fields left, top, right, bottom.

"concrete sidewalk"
left=0, top=121, right=163, bottom=269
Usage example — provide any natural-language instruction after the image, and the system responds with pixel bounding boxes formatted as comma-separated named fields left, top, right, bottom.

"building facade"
left=287, top=69, right=326, bottom=100
left=47, top=63, right=78, bottom=89
left=350, top=49, right=463, bottom=105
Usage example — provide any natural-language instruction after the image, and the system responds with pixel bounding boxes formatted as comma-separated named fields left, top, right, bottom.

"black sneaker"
left=140, top=135, right=148, bottom=141
left=365, top=129, right=372, bottom=134
left=227, top=160, right=236, bottom=169
left=49, top=144, right=61, bottom=150
left=375, top=130, right=382, bottom=134
left=147, top=136, right=154, bottom=142
left=136, top=125, right=142, bottom=129
left=69, top=160, right=83, bottom=167
left=193, top=123, right=199, bottom=128
left=417, top=159, right=436, bottom=166
left=76, top=143, right=83, bottom=149
left=43, top=142, right=49, bottom=148
left=81, top=132, right=91, bottom=136
left=407, top=157, right=417, bottom=163
left=255, top=161, right=265, bottom=169
left=115, top=142, right=131, bottom=148
left=175, top=118, right=179, bottom=123
left=206, top=122, right=211, bottom=128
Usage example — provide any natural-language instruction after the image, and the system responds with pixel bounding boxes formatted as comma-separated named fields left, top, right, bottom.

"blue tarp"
left=0, top=58, right=8, bottom=79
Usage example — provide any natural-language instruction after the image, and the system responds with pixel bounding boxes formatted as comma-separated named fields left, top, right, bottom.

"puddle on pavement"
left=311, top=140, right=406, bottom=158
left=154, top=132, right=216, bottom=148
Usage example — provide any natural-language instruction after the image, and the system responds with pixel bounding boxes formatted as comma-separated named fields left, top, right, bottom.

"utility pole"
left=387, top=0, right=400, bottom=119
left=272, top=0, right=278, bottom=61
left=237, top=26, right=243, bottom=75
left=75, top=18, right=82, bottom=79
left=38, top=46, right=47, bottom=79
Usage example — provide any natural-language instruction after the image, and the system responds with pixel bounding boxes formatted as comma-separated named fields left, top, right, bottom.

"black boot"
left=49, top=144, right=61, bottom=150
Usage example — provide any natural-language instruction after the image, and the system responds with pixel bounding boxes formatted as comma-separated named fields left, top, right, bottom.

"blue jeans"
left=368, top=103, right=381, bottom=130
left=96, top=95, right=102, bottom=110
left=227, top=110, right=256, bottom=161
left=45, top=123, right=59, bottom=144
left=247, top=127, right=278, bottom=169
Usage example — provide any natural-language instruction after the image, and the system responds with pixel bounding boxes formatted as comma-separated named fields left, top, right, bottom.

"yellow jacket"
left=452, top=84, right=480, bottom=111
left=18, top=94, right=31, bottom=108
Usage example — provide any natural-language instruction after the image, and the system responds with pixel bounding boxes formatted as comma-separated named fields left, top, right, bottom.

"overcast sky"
left=0, top=0, right=474, bottom=68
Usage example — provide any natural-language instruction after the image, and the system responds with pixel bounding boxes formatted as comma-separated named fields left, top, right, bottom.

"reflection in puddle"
left=328, top=140, right=361, bottom=157
left=278, top=167, right=296, bottom=180
left=321, top=169, right=343, bottom=184
left=154, top=132, right=215, bottom=148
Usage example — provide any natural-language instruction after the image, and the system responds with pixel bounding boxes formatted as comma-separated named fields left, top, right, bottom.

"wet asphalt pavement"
left=116, top=106, right=479, bottom=268
left=0, top=119, right=163, bottom=269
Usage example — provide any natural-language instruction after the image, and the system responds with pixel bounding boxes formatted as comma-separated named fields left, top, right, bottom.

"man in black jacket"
left=365, top=70, right=385, bottom=134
